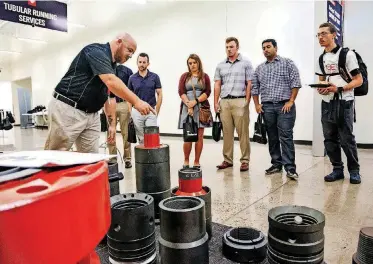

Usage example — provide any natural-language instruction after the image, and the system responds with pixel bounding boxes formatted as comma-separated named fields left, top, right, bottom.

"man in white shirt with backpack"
left=316, top=22, right=365, bottom=184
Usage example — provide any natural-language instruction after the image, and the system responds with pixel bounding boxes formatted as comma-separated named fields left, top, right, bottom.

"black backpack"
left=318, top=47, right=368, bottom=96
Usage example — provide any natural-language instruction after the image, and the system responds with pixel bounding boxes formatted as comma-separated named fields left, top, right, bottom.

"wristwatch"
left=338, top=87, right=344, bottom=93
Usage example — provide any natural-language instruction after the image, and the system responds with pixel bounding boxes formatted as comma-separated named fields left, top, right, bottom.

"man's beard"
left=114, top=51, right=127, bottom=63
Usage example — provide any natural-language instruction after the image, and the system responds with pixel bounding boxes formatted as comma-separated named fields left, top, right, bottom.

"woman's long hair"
left=186, top=54, right=205, bottom=89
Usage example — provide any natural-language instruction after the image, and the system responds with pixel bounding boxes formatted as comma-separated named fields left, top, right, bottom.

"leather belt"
left=221, top=95, right=246, bottom=99
left=262, top=100, right=289, bottom=104
left=53, top=91, right=91, bottom=113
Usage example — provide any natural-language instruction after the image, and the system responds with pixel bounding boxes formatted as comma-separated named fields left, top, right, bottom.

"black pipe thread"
left=171, top=186, right=212, bottom=239
left=107, top=161, right=124, bottom=197
left=353, top=227, right=373, bottom=264
left=144, top=126, right=159, bottom=134
left=135, top=145, right=171, bottom=221
left=158, top=196, right=209, bottom=264
left=222, top=227, right=267, bottom=263
left=107, top=193, right=156, bottom=263
left=267, top=205, right=326, bottom=264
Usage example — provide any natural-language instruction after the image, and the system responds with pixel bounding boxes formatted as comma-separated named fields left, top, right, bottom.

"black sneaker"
left=349, top=172, right=361, bottom=184
left=324, top=170, right=344, bottom=182
left=287, top=169, right=299, bottom=180
left=265, top=165, right=282, bottom=175
left=125, top=161, right=132, bottom=169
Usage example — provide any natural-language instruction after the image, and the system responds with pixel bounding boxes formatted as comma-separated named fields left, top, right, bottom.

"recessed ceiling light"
left=68, top=22, right=86, bottom=28
left=0, top=50, right=21, bottom=54
left=132, top=0, right=147, bottom=4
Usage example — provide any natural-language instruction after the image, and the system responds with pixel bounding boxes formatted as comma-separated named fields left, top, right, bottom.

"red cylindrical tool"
left=175, top=168, right=207, bottom=196
left=143, top=126, right=160, bottom=148
left=78, top=251, right=101, bottom=264
left=172, top=168, right=212, bottom=239
left=0, top=160, right=111, bottom=264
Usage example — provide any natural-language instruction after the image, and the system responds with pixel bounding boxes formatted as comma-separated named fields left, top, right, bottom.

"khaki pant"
left=107, top=102, right=131, bottom=161
left=44, top=97, right=100, bottom=153
left=219, top=98, right=250, bottom=164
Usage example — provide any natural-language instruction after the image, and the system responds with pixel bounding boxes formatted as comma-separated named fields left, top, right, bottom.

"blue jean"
left=262, top=102, right=296, bottom=171
left=321, top=100, right=359, bottom=173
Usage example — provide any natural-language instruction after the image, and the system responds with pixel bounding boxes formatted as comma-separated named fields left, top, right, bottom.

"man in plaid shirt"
left=252, top=39, right=302, bottom=180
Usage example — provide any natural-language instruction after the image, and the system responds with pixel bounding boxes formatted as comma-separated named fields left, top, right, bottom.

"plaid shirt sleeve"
left=286, top=59, right=302, bottom=88
left=251, top=67, right=260, bottom=96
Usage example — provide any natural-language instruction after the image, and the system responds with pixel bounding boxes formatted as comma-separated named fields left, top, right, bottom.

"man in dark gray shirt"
left=252, top=39, right=302, bottom=180
left=44, top=33, right=155, bottom=153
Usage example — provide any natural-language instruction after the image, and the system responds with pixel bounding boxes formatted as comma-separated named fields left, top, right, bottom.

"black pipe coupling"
left=222, top=227, right=267, bottom=263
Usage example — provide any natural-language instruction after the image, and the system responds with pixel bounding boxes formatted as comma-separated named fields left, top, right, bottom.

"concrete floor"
left=1, top=127, right=373, bottom=263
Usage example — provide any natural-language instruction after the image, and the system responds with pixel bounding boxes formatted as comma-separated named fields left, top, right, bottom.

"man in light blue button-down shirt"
left=214, top=37, right=254, bottom=172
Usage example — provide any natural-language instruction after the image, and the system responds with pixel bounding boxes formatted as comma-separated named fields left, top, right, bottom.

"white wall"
left=0, top=65, right=12, bottom=82
left=312, top=0, right=327, bottom=156
left=343, top=1, right=373, bottom=144
left=10, top=1, right=316, bottom=141
left=0, top=81, right=13, bottom=112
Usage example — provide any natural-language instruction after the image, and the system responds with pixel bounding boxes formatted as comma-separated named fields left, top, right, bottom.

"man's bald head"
left=116, top=33, right=136, bottom=46
left=111, top=32, right=137, bottom=64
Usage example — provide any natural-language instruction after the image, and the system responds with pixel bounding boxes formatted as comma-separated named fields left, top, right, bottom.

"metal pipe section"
left=267, top=205, right=326, bottom=264
left=158, top=196, right=209, bottom=264
left=135, top=144, right=171, bottom=223
left=107, top=193, right=157, bottom=264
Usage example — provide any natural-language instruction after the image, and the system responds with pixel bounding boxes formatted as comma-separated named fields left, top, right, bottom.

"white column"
left=312, top=0, right=327, bottom=157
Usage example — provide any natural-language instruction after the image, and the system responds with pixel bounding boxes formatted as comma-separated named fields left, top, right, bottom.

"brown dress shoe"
left=240, top=163, right=249, bottom=171
left=217, top=161, right=233, bottom=170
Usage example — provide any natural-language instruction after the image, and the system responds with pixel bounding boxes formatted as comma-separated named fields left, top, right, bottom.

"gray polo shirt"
left=214, top=53, right=254, bottom=98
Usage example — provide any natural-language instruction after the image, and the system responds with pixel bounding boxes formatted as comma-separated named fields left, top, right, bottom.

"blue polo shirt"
left=128, top=71, right=162, bottom=108
left=114, top=65, right=133, bottom=103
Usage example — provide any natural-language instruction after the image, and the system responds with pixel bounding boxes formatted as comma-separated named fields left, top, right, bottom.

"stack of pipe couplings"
left=134, top=126, right=171, bottom=223
left=158, top=196, right=209, bottom=264
left=171, top=167, right=212, bottom=239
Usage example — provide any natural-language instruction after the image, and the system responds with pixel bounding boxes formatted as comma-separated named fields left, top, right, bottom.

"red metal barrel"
left=175, top=168, right=207, bottom=196
left=0, top=160, right=111, bottom=264
left=144, top=126, right=160, bottom=148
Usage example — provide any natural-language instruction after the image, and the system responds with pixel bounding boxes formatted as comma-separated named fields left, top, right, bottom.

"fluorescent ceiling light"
left=132, top=0, right=147, bottom=4
left=0, top=50, right=21, bottom=55
left=68, top=22, right=86, bottom=28
left=17, top=37, right=47, bottom=44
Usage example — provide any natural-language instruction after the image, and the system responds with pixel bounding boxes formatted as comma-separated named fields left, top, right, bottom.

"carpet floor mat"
left=96, top=222, right=268, bottom=264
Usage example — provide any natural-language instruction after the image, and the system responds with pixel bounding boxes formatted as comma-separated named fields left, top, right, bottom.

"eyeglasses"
left=126, top=47, right=134, bottom=54
left=316, top=32, right=330, bottom=38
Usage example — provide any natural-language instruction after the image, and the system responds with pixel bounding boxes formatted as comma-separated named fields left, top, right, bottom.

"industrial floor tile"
left=1, top=127, right=373, bottom=263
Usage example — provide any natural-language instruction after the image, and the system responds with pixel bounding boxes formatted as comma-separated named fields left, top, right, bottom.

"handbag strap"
left=257, top=113, right=264, bottom=124
left=190, top=77, right=200, bottom=110
left=186, top=114, right=196, bottom=125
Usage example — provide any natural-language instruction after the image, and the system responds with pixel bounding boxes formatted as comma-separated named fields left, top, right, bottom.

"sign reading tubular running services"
left=327, top=0, right=344, bottom=46
left=0, top=0, right=67, bottom=32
